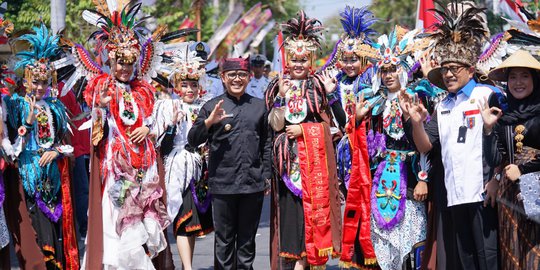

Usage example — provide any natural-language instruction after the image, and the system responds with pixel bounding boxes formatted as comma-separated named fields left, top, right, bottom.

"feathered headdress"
left=84, top=1, right=147, bottom=64
left=477, top=3, right=540, bottom=75
left=323, top=6, right=378, bottom=70
left=54, top=0, right=198, bottom=97
left=281, top=10, right=323, bottom=61
left=428, top=0, right=488, bottom=67
left=370, top=26, right=417, bottom=92
left=14, top=23, right=61, bottom=95
left=339, top=6, right=377, bottom=56
left=166, top=47, right=206, bottom=86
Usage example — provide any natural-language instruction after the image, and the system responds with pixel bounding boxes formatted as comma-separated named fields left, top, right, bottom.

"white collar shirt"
left=436, top=80, right=497, bottom=206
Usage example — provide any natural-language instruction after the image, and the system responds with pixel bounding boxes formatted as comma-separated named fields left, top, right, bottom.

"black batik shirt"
left=188, top=92, right=272, bottom=195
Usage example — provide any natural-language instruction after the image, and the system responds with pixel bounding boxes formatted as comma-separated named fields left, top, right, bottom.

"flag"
left=249, top=20, right=276, bottom=50
left=498, top=0, right=527, bottom=22
left=415, top=0, right=437, bottom=31
left=271, top=31, right=285, bottom=73
left=207, top=2, right=245, bottom=57
left=237, top=11, right=273, bottom=55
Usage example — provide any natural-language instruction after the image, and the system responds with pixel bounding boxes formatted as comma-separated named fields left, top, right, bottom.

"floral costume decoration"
left=72, top=1, right=197, bottom=269
left=333, top=6, right=379, bottom=189
left=266, top=10, right=343, bottom=270
left=152, top=47, right=213, bottom=237
left=5, top=23, right=79, bottom=270
left=324, top=5, right=382, bottom=269
left=350, top=26, right=434, bottom=270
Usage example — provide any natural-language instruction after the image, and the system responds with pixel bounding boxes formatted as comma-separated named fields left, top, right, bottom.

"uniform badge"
left=467, top=116, right=475, bottom=129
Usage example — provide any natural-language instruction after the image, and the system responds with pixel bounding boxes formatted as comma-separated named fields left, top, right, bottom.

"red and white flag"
left=415, top=0, right=437, bottom=31
left=498, top=0, right=527, bottom=22
left=271, top=31, right=285, bottom=73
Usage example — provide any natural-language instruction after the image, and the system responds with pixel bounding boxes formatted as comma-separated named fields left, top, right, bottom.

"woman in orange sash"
left=266, top=10, right=345, bottom=270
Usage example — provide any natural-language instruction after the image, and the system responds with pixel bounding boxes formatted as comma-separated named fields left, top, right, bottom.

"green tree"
left=5, top=0, right=94, bottom=44
left=370, top=0, right=417, bottom=34
left=143, top=0, right=301, bottom=57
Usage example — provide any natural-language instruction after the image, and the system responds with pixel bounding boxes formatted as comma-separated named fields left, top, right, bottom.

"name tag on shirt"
left=441, top=110, right=451, bottom=115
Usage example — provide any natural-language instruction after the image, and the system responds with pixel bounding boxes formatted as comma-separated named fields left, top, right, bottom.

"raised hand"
left=320, top=69, right=337, bottom=94
left=204, top=100, right=229, bottom=128
left=355, top=92, right=371, bottom=121
left=408, top=95, right=428, bottom=124
left=173, top=102, right=185, bottom=124
left=99, top=84, right=112, bottom=108
left=478, top=96, right=502, bottom=134
left=278, top=71, right=291, bottom=97
left=26, top=95, right=37, bottom=125
left=398, top=88, right=413, bottom=117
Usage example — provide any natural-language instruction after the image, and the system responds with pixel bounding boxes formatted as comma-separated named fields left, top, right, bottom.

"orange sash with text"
left=297, top=123, right=333, bottom=267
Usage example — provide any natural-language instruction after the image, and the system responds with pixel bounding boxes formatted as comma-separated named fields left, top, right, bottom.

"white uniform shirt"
left=246, top=76, right=270, bottom=99
left=436, top=80, right=497, bottom=206
left=203, top=74, right=224, bottom=99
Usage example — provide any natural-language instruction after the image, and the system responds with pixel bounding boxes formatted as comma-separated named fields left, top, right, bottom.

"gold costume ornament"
left=514, top=124, right=525, bottom=154
left=281, top=10, right=324, bottom=71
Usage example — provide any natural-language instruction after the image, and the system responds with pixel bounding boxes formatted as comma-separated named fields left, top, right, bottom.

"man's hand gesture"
left=204, top=100, right=229, bottom=129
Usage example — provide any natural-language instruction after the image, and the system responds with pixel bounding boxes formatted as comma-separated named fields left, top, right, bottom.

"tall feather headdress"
left=85, top=1, right=146, bottom=64
left=323, top=6, right=378, bottom=70
left=14, top=23, right=61, bottom=95
left=55, top=0, right=199, bottom=98
left=370, top=26, right=417, bottom=92
left=281, top=10, right=324, bottom=62
left=428, top=0, right=488, bottom=67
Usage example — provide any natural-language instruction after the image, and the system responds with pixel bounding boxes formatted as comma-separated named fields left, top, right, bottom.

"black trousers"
left=451, top=202, right=498, bottom=270
left=212, top=192, right=264, bottom=270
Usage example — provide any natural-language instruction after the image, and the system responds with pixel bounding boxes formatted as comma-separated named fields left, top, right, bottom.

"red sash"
left=340, top=119, right=377, bottom=266
left=297, top=123, right=333, bottom=266
left=58, top=158, right=80, bottom=270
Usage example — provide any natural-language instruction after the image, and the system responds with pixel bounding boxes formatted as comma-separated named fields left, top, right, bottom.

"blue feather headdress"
left=323, top=6, right=379, bottom=70
left=339, top=6, right=377, bottom=53
left=14, top=23, right=60, bottom=94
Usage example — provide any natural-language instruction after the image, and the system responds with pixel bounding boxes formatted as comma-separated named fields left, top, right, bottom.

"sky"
left=301, top=0, right=373, bottom=23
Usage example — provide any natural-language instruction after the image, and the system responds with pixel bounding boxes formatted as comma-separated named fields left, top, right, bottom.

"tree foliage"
left=143, top=0, right=300, bottom=56
left=5, top=0, right=301, bottom=57
left=370, top=0, right=417, bottom=34
left=5, top=0, right=94, bottom=44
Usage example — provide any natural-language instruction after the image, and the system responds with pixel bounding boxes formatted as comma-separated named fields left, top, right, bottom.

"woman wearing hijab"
left=481, top=50, right=540, bottom=270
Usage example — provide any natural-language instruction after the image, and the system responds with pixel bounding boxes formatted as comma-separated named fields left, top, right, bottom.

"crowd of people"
left=0, top=0, right=539, bottom=270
